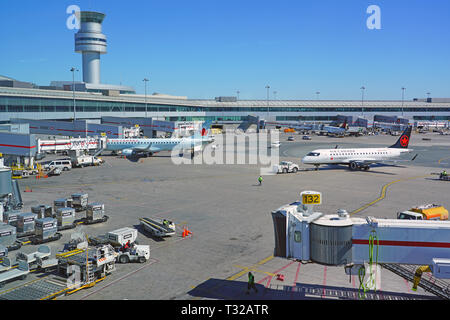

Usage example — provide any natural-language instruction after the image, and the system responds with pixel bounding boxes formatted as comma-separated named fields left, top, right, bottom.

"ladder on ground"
left=86, top=261, right=95, bottom=284
left=381, top=263, right=450, bottom=300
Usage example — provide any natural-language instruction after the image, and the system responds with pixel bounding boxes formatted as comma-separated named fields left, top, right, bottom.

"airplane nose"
left=302, top=156, right=309, bottom=163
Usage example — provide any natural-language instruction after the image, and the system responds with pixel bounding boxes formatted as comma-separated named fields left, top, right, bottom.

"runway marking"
left=226, top=255, right=274, bottom=281
left=321, top=266, right=327, bottom=299
left=350, top=174, right=430, bottom=215
left=291, top=262, right=301, bottom=297
left=233, top=265, right=275, bottom=277
left=257, top=260, right=296, bottom=287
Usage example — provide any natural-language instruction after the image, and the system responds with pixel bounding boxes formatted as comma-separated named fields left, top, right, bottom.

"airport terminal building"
left=1, top=86, right=450, bottom=124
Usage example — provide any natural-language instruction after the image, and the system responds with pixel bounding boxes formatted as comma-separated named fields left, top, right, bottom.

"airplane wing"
left=131, top=144, right=162, bottom=153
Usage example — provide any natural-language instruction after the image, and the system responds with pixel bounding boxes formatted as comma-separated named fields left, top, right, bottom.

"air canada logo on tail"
left=400, top=135, right=409, bottom=147
left=389, top=126, right=412, bottom=149
left=201, top=128, right=207, bottom=136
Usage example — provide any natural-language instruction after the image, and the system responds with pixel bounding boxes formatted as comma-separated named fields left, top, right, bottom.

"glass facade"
left=1, top=95, right=450, bottom=121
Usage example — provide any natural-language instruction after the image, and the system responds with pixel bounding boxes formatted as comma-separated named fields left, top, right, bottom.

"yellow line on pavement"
left=350, top=175, right=430, bottom=215
left=438, top=157, right=450, bottom=164
left=226, top=255, right=274, bottom=281
left=233, top=264, right=275, bottom=277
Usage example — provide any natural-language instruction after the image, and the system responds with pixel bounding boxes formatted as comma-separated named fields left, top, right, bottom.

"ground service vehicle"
left=43, top=159, right=72, bottom=171
left=274, top=161, right=299, bottom=174
left=397, top=204, right=448, bottom=221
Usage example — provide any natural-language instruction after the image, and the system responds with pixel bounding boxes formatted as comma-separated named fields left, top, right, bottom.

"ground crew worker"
left=442, top=170, right=447, bottom=176
left=163, top=219, right=169, bottom=227
left=123, top=240, right=131, bottom=252
left=258, top=176, right=263, bottom=186
left=246, top=272, right=258, bottom=294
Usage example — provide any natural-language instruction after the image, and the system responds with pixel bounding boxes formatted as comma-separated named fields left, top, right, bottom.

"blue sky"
left=0, top=0, right=449, bottom=100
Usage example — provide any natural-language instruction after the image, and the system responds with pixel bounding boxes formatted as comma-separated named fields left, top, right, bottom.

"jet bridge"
left=272, top=191, right=450, bottom=298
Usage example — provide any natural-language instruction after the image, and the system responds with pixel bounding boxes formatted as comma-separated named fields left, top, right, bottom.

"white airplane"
left=320, top=119, right=348, bottom=136
left=265, top=121, right=317, bottom=132
left=106, top=121, right=213, bottom=160
left=302, top=126, right=417, bottom=171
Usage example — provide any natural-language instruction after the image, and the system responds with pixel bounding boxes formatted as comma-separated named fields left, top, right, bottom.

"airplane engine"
left=122, top=149, right=134, bottom=157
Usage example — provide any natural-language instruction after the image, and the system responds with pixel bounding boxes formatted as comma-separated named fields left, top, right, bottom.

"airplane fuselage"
left=302, top=147, right=411, bottom=166
left=106, top=137, right=212, bottom=154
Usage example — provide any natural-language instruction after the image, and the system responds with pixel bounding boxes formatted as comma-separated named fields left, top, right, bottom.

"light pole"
left=360, top=86, right=365, bottom=116
left=236, top=90, right=240, bottom=100
left=315, top=91, right=320, bottom=100
left=143, top=78, right=149, bottom=118
left=427, top=92, right=431, bottom=102
left=265, top=85, right=270, bottom=120
left=70, top=67, right=78, bottom=121
left=401, top=87, right=406, bottom=116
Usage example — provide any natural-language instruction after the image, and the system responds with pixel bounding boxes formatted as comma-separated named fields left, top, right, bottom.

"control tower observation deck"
left=75, top=11, right=107, bottom=84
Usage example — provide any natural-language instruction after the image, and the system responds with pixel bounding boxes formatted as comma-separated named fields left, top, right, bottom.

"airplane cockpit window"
left=306, top=152, right=320, bottom=156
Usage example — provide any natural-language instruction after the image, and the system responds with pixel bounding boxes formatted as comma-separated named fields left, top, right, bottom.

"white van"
left=43, top=159, right=72, bottom=171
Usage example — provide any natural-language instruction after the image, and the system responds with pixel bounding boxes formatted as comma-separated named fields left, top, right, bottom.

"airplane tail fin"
left=193, top=120, right=212, bottom=139
left=341, top=119, right=347, bottom=129
left=389, top=126, right=412, bottom=148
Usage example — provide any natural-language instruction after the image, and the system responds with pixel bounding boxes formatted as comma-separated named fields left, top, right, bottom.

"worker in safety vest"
left=258, top=176, right=263, bottom=186
left=442, top=170, right=448, bottom=176
left=163, top=219, right=170, bottom=227
left=246, top=272, right=258, bottom=294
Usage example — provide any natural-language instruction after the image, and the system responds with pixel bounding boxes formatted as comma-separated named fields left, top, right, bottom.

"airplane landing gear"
left=349, top=162, right=370, bottom=171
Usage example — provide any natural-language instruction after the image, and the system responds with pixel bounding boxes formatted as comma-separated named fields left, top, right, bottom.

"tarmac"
left=4, top=130, right=450, bottom=300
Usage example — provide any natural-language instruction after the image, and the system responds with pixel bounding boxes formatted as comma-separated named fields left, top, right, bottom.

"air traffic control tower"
left=75, top=11, right=107, bottom=84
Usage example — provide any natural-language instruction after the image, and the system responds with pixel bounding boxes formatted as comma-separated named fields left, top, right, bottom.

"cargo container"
left=0, top=224, right=17, bottom=247
left=56, top=207, right=76, bottom=229
left=84, top=202, right=108, bottom=224
left=3, top=210, right=20, bottom=227
left=35, top=218, right=59, bottom=242
left=54, top=198, right=73, bottom=213
left=31, top=205, right=53, bottom=219
left=71, top=193, right=88, bottom=211
left=107, top=227, right=137, bottom=247
left=17, top=212, right=37, bottom=234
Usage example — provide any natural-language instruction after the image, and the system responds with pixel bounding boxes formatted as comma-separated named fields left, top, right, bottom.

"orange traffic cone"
left=182, top=227, right=186, bottom=238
